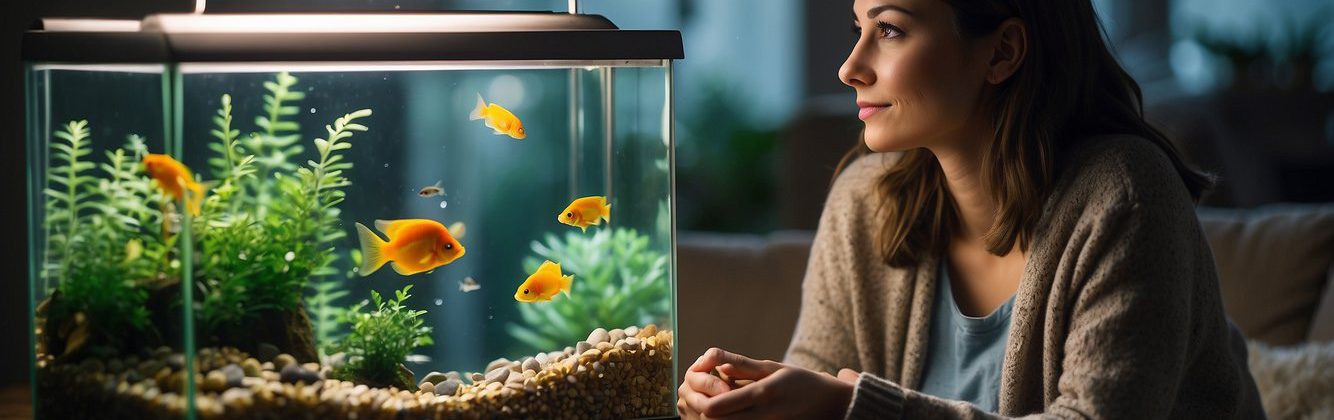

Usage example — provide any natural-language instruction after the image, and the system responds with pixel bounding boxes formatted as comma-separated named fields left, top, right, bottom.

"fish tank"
left=23, top=8, right=680, bottom=419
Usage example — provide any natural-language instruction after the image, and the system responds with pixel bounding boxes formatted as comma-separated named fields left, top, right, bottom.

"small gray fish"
left=418, top=180, right=445, bottom=198
left=459, top=276, right=481, bottom=293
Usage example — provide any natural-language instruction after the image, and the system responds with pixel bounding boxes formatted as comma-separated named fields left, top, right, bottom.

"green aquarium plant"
left=36, top=72, right=373, bottom=361
left=41, top=121, right=172, bottom=355
left=328, top=285, right=433, bottom=390
left=506, top=228, right=671, bottom=353
left=186, top=72, right=370, bottom=360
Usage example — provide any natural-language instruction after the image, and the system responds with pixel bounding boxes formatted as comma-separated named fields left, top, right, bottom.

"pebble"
left=421, top=371, right=449, bottom=385
left=576, top=341, right=592, bottom=355
left=324, top=352, right=347, bottom=370
left=220, top=388, right=252, bottom=407
left=279, top=363, right=320, bottom=384
left=522, top=357, right=540, bottom=372
left=626, top=337, right=640, bottom=348
left=203, top=371, right=228, bottom=392
left=485, top=367, right=510, bottom=384
left=469, top=372, right=485, bottom=383
left=261, top=361, right=274, bottom=371
left=535, top=353, right=550, bottom=367
left=106, top=359, right=124, bottom=374
left=596, top=341, right=613, bottom=353
left=256, top=343, right=280, bottom=363
left=435, top=379, right=460, bottom=396
left=221, top=364, right=245, bottom=388
left=609, top=329, right=626, bottom=343
left=418, top=381, right=435, bottom=394
left=241, top=358, right=261, bottom=377
left=302, top=362, right=321, bottom=374
left=165, top=354, right=185, bottom=370
left=485, top=358, right=511, bottom=373
left=639, top=324, right=658, bottom=338
left=624, top=326, right=640, bottom=337
left=273, top=354, right=297, bottom=371
left=587, top=328, right=610, bottom=344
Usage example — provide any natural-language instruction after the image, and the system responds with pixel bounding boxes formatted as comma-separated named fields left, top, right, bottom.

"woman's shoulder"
left=1054, top=133, right=1197, bottom=211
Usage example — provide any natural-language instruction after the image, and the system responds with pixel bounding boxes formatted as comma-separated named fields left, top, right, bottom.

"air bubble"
left=309, top=108, right=317, bottom=114
left=434, top=299, right=443, bottom=306
left=384, top=163, right=390, bottom=168
left=439, top=201, right=448, bottom=209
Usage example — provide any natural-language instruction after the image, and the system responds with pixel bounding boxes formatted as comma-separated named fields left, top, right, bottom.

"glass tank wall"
left=27, top=50, right=677, bottom=420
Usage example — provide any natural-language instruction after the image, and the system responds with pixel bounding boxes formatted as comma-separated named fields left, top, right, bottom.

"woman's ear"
left=986, top=17, right=1027, bottom=85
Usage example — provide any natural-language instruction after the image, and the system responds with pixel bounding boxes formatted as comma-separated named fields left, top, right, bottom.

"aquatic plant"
left=43, top=125, right=169, bottom=349
left=506, top=228, right=671, bottom=352
left=328, top=285, right=433, bottom=389
left=306, top=249, right=358, bottom=356
left=193, top=77, right=371, bottom=336
left=243, top=71, right=305, bottom=216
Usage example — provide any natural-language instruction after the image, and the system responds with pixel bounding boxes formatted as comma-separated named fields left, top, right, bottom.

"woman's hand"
left=678, top=348, right=860, bottom=419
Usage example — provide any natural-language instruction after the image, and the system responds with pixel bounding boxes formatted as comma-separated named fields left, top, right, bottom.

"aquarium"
left=24, top=11, right=680, bottom=419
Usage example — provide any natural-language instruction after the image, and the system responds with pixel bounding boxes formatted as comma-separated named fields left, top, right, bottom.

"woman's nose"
left=839, top=40, right=875, bottom=88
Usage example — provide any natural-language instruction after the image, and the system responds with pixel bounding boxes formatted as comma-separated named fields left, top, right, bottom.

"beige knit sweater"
left=784, top=135, right=1266, bottom=419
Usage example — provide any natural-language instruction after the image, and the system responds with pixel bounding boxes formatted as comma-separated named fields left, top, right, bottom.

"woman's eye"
left=877, top=22, right=903, bottom=39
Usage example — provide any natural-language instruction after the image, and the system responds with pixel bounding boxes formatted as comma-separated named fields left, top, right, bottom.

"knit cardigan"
left=784, top=135, right=1266, bottom=419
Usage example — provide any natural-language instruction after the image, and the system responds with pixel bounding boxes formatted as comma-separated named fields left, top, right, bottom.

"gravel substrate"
left=36, top=325, right=675, bottom=419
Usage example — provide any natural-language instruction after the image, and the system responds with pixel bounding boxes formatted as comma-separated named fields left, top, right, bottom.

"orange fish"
left=514, top=260, right=573, bottom=302
left=557, top=196, right=610, bottom=232
left=469, top=93, right=526, bottom=140
left=355, top=219, right=465, bottom=276
left=143, top=153, right=205, bottom=216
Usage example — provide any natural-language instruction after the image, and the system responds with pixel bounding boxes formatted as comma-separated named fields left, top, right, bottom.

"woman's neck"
left=931, top=143, right=995, bottom=243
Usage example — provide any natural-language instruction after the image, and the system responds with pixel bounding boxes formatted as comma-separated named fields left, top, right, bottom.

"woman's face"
left=842, top=0, right=993, bottom=153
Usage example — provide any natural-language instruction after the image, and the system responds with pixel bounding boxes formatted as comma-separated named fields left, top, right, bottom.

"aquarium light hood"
left=23, top=12, right=682, bottom=64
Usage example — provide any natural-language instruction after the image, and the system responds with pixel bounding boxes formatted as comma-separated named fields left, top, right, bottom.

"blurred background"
left=3, top=0, right=1333, bottom=416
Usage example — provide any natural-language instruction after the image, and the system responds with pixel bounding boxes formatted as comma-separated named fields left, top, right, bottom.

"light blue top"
left=918, top=257, right=1016, bottom=413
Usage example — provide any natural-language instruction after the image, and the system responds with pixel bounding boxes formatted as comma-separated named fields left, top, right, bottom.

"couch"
left=676, top=203, right=1334, bottom=418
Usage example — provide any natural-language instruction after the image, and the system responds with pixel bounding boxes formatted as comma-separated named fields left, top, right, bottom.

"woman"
left=677, top=0, right=1265, bottom=418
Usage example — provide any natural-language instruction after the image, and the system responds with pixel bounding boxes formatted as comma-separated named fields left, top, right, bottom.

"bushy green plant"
left=306, top=248, right=358, bottom=357
left=39, top=72, right=374, bottom=348
left=506, top=228, right=670, bottom=352
left=44, top=123, right=169, bottom=345
left=328, top=286, right=433, bottom=388
left=244, top=71, right=305, bottom=216
left=193, top=75, right=371, bottom=332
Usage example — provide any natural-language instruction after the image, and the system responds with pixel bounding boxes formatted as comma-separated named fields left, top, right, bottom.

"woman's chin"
left=862, top=128, right=916, bottom=153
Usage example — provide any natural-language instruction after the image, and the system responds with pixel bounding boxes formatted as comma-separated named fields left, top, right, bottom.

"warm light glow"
left=38, top=19, right=140, bottom=32
left=176, top=60, right=666, bottom=74
left=140, top=13, right=614, bottom=34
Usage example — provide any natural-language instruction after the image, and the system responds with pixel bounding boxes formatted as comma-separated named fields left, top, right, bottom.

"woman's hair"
left=836, top=0, right=1212, bottom=267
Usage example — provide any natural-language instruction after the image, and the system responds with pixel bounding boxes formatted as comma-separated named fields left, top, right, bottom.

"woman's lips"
left=858, top=105, right=888, bottom=121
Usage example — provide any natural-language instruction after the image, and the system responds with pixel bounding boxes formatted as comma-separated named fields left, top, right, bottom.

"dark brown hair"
left=836, top=0, right=1212, bottom=267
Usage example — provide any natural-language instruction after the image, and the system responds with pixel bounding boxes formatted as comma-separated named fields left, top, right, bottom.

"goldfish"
left=514, top=260, right=573, bottom=302
left=557, top=196, right=611, bottom=232
left=459, top=276, right=481, bottom=293
left=469, top=93, right=526, bottom=140
left=355, top=219, right=466, bottom=276
left=143, top=153, right=205, bottom=216
left=418, top=180, right=444, bottom=198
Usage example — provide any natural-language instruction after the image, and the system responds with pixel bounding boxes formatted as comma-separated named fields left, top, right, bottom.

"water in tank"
left=24, top=11, right=680, bottom=419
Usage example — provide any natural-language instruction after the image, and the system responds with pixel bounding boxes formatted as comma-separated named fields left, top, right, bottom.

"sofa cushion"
left=1197, top=204, right=1334, bottom=345
left=676, top=231, right=813, bottom=375
left=1246, top=340, right=1334, bottom=419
